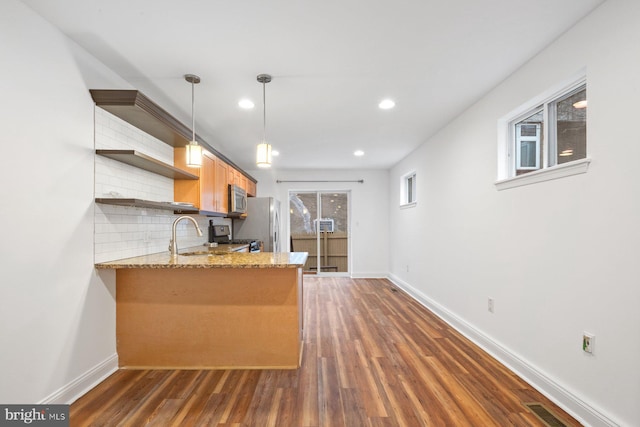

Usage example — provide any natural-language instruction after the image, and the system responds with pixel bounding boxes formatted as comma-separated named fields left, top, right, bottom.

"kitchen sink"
left=179, top=250, right=227, bottom=256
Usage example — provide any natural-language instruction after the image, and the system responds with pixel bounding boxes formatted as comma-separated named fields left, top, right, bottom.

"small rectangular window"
left=497, top=74, right=590, bottom=190
left=550, top=86, right=587, bottom=166
left=515, top=120, right=542, bottom=172
left=401, top=172, right=417, bottom=206
left=506, top=81, right=586, bottom=178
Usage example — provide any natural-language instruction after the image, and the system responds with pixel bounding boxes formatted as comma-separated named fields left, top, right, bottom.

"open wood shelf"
left=95, top=198, right=199, bottom=214
left=90, top=90, right=194, bottom=148
left=96, top=149, right=198, bottom=180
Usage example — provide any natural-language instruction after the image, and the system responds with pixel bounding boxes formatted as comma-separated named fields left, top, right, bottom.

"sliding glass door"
left=289, top=191, right=350, bottom=275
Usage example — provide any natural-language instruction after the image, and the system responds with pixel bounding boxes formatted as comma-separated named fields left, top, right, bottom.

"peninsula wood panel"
left=73, top=277, right=580, bottom=426
left=116, top=267, right=302, bottom=369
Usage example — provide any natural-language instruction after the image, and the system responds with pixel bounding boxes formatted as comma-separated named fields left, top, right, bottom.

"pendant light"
left=256, top=73, right=272, bottom=168
left=184, top=74, right=202, bottom=167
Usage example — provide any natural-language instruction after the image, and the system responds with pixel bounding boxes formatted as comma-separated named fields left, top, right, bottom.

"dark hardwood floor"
left=70, top=277, right=581, bottom=426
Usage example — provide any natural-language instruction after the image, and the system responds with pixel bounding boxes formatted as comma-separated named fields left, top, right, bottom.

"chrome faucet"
left=169, top=216, right=203, bottom=257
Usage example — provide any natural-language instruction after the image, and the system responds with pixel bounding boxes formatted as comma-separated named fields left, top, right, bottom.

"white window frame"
left=400, top=171, right=417, bottom=208
left=515, top=123, right=541, bottom=170
left=496, top=71, right=591, bottom=191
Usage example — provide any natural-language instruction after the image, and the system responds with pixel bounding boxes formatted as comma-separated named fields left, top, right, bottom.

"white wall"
left=0, top=0, right=131, bottom=403
left=389, top=1, right=639, bottom=426
left=249, top=168, right=389, bottom=277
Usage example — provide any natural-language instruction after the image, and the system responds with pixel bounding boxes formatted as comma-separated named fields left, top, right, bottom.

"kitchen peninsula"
left=96, top=250, right=308, bottom=369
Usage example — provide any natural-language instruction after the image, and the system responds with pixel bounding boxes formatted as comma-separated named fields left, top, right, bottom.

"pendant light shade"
left=256, top=74, right=273, bottom=168
left=256, top=142, right=272, bottom=167
left=185, top=74, right=202, bottom=167
left=186, top=142, right=202, bottom=167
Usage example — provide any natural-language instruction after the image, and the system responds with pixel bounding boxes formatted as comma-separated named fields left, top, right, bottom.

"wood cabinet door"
left=200, top=151, right=216, bottom=212
left=246, top=179, right=257, bottom=197
left=228, top=166, right=236, bottom=187
left=215, top=157, right=228, bottom=213
left=237, top=168, right=248, bottom=191
left=228, top=167, right=246, bottom=192
left=238, top=173, right=247, bottom=192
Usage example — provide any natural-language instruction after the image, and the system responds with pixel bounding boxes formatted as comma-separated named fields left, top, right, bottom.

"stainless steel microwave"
left=228, top=184, right=247, bottom=215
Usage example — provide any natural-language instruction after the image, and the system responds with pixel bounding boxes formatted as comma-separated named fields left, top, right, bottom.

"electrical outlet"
left=406, top=265, right=410, bottom=273
left=488, top=298, right=495, bottom=313
left=583, top=333, right=594, bottom=354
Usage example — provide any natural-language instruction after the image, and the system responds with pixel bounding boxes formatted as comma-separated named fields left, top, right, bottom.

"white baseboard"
left=387, top=274, right=619, bottom=427
left=39, top=353, right=118, bottom=405
left=351, top=272, right=388, bottom=279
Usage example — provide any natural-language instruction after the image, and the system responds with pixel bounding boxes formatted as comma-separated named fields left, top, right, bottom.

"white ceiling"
left=21, top=0, right=604, bottom=171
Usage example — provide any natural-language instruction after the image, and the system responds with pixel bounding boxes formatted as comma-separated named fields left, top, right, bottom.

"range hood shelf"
left=96, top=149, right=198, bottom=180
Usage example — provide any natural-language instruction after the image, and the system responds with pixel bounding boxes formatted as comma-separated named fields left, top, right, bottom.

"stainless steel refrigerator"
left=233, top=197, right=281, bottom=252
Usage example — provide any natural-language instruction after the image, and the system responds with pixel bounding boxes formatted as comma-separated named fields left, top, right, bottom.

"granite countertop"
left=95, top=246, right=308, bottom=269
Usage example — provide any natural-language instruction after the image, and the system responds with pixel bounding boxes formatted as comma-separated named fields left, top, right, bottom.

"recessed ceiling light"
left=378, top=99, right=395, bottom=110
left=354, top=150, right=365, bottom=156
left=271, top=150, right=280, bottom=156
left=238, top=99, right=254, bottom=109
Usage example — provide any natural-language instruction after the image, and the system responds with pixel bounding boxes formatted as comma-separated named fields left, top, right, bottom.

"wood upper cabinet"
left=228, top=167, right=246, bottom=192
left=200, top=152, right=216, bottom=212
left=246, top=179, right=257, bottom=197
left=214, top=157, right=228, bottom=214
left=174, top=147, right=231, bottom=215
left=174, top=147, right=217, bottom=214
left=228, top=166, right=256, bottom=197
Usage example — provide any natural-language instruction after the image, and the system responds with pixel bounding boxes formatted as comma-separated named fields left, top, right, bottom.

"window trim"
left=496, top=70, right=589, bottom=190
left=400, top=171, right=417, bottom=208
left=495, top=157, right=590, bottom=190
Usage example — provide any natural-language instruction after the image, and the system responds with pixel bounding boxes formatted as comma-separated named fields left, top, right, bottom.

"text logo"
left=1, top=405, right=68, bottom=426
